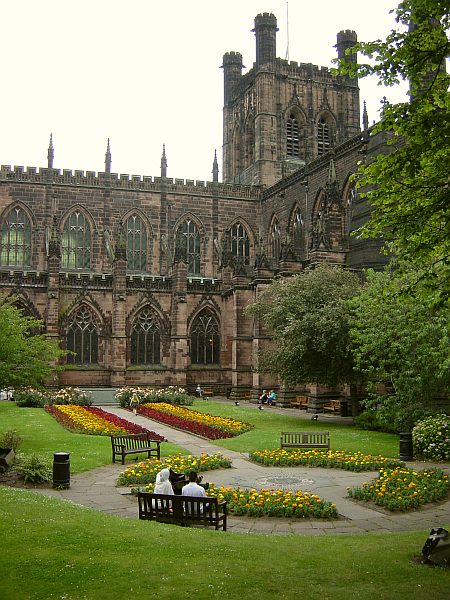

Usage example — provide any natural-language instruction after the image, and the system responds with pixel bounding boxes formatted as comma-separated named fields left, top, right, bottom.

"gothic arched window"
left=126, top=214, right=147, bottom=271
left=66, top=307, right=98, bottom=365
left=130, top=309, right=161, bottom=365
left=61, top=211, right=91, bottom=269
left=190, top=310, right=220, bottom=365
left=176, top=219, right=200, bottom=275
left=230, top=222, right=250, bottom=265
left=317, top=117, right=331, bottom=156
left=286, top=114, right=300, bottom=157
left=0, top=206, right=32, bottom=267
left=269, top=219, right=281, bottom=263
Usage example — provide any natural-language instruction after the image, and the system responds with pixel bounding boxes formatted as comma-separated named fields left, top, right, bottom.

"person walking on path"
left=129, top=393, right=140, bottom=415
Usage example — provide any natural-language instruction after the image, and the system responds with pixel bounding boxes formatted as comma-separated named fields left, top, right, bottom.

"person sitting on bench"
left=181, top=471, right=206, bottom=498
left=154, top=468, right=174, bottom=495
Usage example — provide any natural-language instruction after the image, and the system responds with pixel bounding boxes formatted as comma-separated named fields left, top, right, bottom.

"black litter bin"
left=399, top=432, right=413, bottom=461
left=53, top=452, right=70, bottom=489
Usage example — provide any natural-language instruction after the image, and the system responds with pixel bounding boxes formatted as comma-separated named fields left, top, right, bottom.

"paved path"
left=35, top=404, right=450, bottom=536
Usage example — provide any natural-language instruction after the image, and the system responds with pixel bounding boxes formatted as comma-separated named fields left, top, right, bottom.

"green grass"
left=1, top=400, right=448, bottom=598
left=191, top=400, right=400, bottom=458
left=0, top=486, right=448, bottom=600
left=0, top=403, right=188, bottom=473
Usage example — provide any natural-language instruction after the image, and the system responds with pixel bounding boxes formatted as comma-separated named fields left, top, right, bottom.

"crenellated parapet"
left=0, top=165, right=260, bottom=200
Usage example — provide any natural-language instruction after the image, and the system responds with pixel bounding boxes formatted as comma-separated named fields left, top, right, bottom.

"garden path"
left=34, top=404, right=450, bottom=536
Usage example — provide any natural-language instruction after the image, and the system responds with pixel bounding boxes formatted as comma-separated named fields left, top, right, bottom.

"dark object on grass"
left=420, top=527, right=450, bottom=567
left=311, top=414, right=319, bottom=421
left=235, top=401, right=240, bottom=406
left=258, top=405, right=264, bottom=411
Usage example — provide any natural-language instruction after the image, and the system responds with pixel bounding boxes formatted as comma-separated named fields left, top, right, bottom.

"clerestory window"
left=286, top=114, right=300, bottom=157
left=0, top=206, right=32, bottom=267
left=126, top=214, right=147, bottom=271
left=61, top=211, right=91, bottom=269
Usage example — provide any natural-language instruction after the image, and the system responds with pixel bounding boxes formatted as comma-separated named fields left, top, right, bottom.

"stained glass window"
left=130, top=309, right=161, bottom=365
left=61, top=211, right=91, bottom=269
left=66, top=307, right=98, bottom=365
left=0, top=206, right=31, bottom=267
left=190, top=310, right=220, bottom=365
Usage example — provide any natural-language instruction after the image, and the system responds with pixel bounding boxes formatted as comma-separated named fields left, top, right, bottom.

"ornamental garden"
left=2, top=386, right=449, bottom=518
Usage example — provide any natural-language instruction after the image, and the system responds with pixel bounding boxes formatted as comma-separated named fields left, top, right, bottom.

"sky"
left=1, top=0, right=408, bottom=182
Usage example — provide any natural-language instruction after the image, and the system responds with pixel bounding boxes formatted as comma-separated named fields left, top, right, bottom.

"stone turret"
left=336, top=29, right=357, bottom=64
left=221, top=51, right=243, bottom=105
left=161, top=144, right=168, bottom=178
left=253, top=13, right=278, bottom=67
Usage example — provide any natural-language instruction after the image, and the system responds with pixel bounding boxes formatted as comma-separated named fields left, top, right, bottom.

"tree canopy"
left=245, top=264, right=361, bottom=388
left=350, top=268, right=450, bottom=412
left=338, top=0, right=450, bottom=305
left=0, top=296, right=64, bottom=390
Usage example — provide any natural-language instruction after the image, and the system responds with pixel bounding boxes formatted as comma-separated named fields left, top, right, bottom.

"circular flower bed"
left=250, top=448, right=404, bottom=472
left=413, top=414, right=450, bottom=461
left=348, top=467, right=450, bottom=511
left=117, top=453, right=232, bottom=486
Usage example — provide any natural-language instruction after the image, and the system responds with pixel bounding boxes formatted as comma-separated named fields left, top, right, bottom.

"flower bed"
left=117, top=453, right=232, bottom=486
left=348, top=467, right=450, bottom=511
left=207, top=485, right=337, bottom=519
left=115, top=386, right=194, bottom=407
left=413, top=414, right=450, bottom=461
left=250, top=448, right=404, bottom=472
left=138, top=402, right=253, bottom=439
left=45, top=405, right=165, bottom=440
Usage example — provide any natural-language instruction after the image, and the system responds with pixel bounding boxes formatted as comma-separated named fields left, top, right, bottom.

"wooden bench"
left=323, top=400, right=341, bottom=414
left=138, top=492, right=227, bottom=531
left=280, top=431, right=330, bottom=450
left=290, top=395, right=310, bottom=409
left=110, top=433, right=162, bottom=465
left=202, top=387, right=214, bottom=397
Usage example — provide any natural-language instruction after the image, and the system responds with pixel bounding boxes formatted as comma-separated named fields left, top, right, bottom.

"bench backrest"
left=111, top=433, right=150, bottom=450
left=280, top=431, right=330, bottom=446
left=138, top=492, right=221, bottom=522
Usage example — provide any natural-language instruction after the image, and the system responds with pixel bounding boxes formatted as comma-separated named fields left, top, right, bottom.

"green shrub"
left=15, top=453, right=52, bottom=483
left=0, top=429, right=23, bottom=452
left=14, top=388, right=48, bottom=407
left=413, top=413, right=450, bottom=461
left=355, top=397, right=434, bottom=433
left=115, top=386, right=194, bottom=408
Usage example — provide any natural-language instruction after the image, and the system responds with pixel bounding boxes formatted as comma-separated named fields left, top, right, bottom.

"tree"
left=338, top=0, right=450, bottom=305
left=0, top=296, right=64, bottom=389
left=350, top=267, right=450, bottom=430
left=246, top=264, right=361, bottom=389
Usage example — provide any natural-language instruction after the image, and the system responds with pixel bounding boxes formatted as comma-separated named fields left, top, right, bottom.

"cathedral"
left=0, top=14, right=386, bottom=404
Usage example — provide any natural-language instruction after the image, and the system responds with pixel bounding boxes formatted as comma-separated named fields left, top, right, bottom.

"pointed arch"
left=121, top=209, right=152, bottom=272
left=65, top=303, right=100, bottom=365
left=173, top=213, right=205, bottom=275
left=284, top=106, right=306, bottom=160
left=0, top=203, right=33, bottom=267
left=316, top=111, right=336, bottom=157
left=189, top=306, right=220, bottom=365
left=226, top=218, right=253, bottom=266
left=268, top=215, right=281, bottom=264
left=130, top=306, right=162, bottom=365
left=60, top=206, right=95, bottom=270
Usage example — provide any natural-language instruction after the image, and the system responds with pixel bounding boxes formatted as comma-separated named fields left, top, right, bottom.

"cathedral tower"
left=222, top=14, right=361, bottom=187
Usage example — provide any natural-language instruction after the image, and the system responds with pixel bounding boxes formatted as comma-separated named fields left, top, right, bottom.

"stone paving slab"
left=29, top=404, right=450, bottom=536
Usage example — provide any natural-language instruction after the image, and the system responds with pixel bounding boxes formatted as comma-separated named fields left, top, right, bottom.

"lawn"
left=0, top=402, right=188, bottom=473
left=190, top=400, right=400, bottom=458
left=0, top=400, right=449, bottom=599
left=0, top=486, right=448, bottom=600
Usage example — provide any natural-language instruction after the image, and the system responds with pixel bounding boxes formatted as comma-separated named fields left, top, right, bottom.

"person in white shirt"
left=154, top=468, right=174, bottom=495
left=181, top=471, right=207, bottom=497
